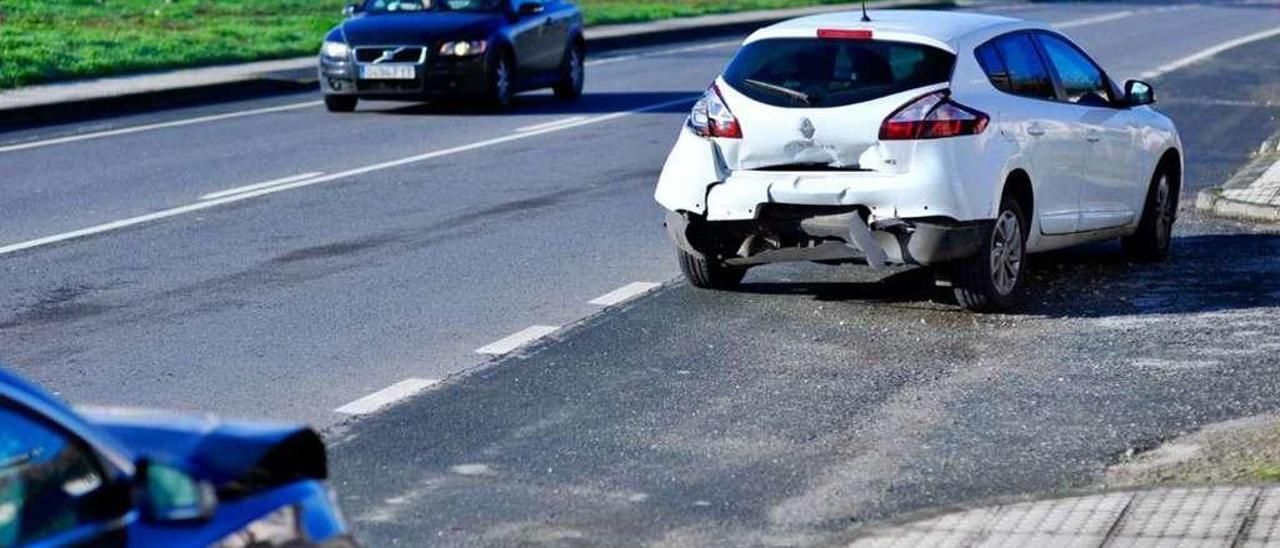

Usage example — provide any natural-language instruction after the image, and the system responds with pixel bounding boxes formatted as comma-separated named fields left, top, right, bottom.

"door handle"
left=1026, top=125, right=1045, bottom=137
left=1086, top=132, right=1102, bottom=143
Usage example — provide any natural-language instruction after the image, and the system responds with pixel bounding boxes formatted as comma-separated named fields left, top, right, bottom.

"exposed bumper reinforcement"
left=665, top=210, right=991, bottom=267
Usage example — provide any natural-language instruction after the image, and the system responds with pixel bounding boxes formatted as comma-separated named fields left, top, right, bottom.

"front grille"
left=354, top=46, right=427, bottom=64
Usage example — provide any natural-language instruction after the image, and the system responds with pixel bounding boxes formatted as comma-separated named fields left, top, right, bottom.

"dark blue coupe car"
left=0, top=368, right=354, bottom=547
left=318, top=0, right=585, bottom=111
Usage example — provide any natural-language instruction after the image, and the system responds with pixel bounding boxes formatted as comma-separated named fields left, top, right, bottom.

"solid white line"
left=585, top=39, right=741, bottom=67
left=0, top=95, right=695, bottom=257
left=516, top=116, right=588, bottom=133
left=1141, top=25, right=1280, bottom=79
left=476, top=325, right=559, bottom=355
left=0, top=100, right=322, bottom=154
left=1054, top=11, right=1136, bottom=29
left=589, top=282, right=660, bottom=306
left=199, top=172, right=324, bottom=200
left=334, top=378, right=440, bottom=415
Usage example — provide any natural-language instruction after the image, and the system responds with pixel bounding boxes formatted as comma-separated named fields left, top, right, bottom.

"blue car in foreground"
left=0, top=368, right=356, bottom=547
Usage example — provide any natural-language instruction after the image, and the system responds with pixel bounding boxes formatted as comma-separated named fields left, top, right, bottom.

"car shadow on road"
left=363, top=90, right=695, bottom=117
left=734, top=233, right=1280, bottom=318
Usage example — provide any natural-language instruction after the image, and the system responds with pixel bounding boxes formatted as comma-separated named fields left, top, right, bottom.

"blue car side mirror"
left=140, top=461, right=218, bottom=522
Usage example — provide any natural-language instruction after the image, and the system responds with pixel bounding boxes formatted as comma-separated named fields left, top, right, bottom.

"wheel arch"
left=1156, top=147, right=1182, bottom=193
left=1000, top=168, right=1035, bottom=219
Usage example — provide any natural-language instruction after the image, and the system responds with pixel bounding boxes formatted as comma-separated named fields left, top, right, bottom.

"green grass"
left=0, top=0, right=867, bottom=90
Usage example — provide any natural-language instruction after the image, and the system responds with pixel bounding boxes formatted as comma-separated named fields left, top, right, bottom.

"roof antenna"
left=860, top=0, right=871, bottom=23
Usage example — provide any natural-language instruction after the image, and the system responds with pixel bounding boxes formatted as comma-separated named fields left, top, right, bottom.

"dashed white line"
left=0, top=95, right=695, bottom=257
left=0, top=100, right=322, bottom=154
left=516, top=116, right=589, bottom=133
left=476, top=325, right=559, bottom=355
left=589, top=282, right=661, bottom=306
left=199, top=172, right=324, bottom=200
left=334, top=378, right=440, bottom=415
left=1141, top=25, right=1280, bottom=79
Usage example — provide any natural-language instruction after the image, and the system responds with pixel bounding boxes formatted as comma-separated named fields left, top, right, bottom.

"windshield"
left=723, top=38, right=955, bottom=108
left=359, top=0, right=503, bottom=14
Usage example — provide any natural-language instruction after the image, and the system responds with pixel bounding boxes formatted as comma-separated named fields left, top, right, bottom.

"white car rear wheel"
left=952, top=197, right=1028, bottom=312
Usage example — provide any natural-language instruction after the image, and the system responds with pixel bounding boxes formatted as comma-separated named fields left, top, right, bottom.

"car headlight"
left=212, top=505, right=302, bottom=548
left=321, top=41, right=350, bottom=60
left=438, top=40, right=487, bottom=57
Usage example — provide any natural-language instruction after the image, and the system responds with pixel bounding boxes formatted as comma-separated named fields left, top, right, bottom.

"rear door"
left=980, top=32, right=1083, bottom=234
left=1034, top=32, right=1141, bottom=231
left=538, top=0, right=576, bottom=75
left=715, top=34, right=956, bottom=171
left=507, top=0, right=550, bottom=81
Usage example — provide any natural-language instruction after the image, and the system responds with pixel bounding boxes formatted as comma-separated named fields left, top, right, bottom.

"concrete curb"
left=0, top=0, right=952, bottom=129
left=1196, top=135, right=1280, bottom=224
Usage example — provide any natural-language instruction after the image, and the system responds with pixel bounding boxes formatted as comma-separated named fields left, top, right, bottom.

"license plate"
left=360, top=64, right=415, bottom=80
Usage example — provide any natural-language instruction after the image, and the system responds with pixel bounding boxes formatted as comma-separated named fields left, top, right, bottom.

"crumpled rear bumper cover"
left=666, top=210, right=991, bottom=267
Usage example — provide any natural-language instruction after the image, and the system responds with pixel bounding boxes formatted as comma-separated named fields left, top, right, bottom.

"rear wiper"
left=743, top=79, right=813, bottom=106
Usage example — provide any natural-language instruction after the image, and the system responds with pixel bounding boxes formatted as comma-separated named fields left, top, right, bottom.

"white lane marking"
left=199, top=172, right=324, bottom=200
left=1141, top=25, right=1280, bottom=79
left=0, top=100, right=322, bottom=154
left=589, top=282, right=660, bottom=306
left=586, top=39, right=741, bottom=67
left=1054, top=11, right=1136, bottom=29
left=334, top=378, right=440, bottom=415
left=476, top=325, right=559, bottom=355
left=0, top=96, right=695, bottom=257
left=1, top=42, right=727, bottom=155
left=516, top=116, right=588, bottom=133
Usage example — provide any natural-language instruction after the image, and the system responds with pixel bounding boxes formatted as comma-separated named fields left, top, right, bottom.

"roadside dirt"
left=1107, top=413, right=1280, bottom=486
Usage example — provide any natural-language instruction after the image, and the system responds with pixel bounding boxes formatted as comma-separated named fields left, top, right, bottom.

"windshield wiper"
left=743, top=79, right=814, bottom=106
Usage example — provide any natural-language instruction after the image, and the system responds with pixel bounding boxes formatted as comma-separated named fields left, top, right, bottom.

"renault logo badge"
left=799, top=117, right=816, bottom=139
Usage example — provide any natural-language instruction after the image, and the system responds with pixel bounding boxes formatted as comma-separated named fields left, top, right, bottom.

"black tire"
left=952, top=197, right=1029, bottom=312
left=486, top=51, right=515, bottom=110
left=1122, top=167, right=1177, bottom=262
left=678, top=248, right=746, bottom=290
left=553, top=44, right=584, bottom=100
left=324, top=95, right=358, bottom=113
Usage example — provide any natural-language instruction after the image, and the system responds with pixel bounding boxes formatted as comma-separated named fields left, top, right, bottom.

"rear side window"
left=722, top=38, right=955, bottom=108
left=987, top=34, right=1056, bottom=100
left=974, top=43, right=1011, bottom=93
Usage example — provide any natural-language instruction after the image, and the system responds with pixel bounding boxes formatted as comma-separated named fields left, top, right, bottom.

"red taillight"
left=879, top=91, right=989, bottom=140
left=687, top=83, right=742, bottom=139
left=817, top=28, right=873, bottom=40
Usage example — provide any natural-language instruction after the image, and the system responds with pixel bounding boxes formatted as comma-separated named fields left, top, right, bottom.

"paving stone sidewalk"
left=1197, top=136, right=1280, bottom=224
left=848, top=486, right=1280, bottom=547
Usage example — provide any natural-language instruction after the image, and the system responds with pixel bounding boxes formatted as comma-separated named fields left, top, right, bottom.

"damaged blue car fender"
left=0, top=367, right=356, bottom=548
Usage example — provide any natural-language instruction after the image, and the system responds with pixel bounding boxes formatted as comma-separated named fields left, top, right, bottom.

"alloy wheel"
left=496, top=60, right=510, bottom=99
left=989, top=210, right=1023, bottom=296
left=1153, top=174, right=1173, bottom=250
left=569, top=49, right=583, bottom=90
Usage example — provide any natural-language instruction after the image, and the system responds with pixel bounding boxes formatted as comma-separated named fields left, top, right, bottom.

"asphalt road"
left=3, top=1, right=1280, bottom=546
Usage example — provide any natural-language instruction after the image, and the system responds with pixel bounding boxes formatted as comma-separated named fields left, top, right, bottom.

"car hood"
left=339, top=12, right=503, bottom=45
left=79, top=407, right=326, bottom=497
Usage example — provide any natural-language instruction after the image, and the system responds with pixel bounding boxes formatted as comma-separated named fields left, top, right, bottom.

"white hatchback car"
left=654, top=10, right=1182, bottom=310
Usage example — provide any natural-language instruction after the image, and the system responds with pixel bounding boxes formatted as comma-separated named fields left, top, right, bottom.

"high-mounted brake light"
left=880, top=91, right=989, bottom=140
left=688, top=83, right=743, bottom=139
left=817, top=29, right=873, bottom=40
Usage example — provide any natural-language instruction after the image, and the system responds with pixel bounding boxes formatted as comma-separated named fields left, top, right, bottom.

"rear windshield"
left=722, top=38, right=955, bottom=108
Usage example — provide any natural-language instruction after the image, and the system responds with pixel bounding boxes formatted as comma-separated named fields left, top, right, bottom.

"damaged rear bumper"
left=666, top=208, right=990, bottom=267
